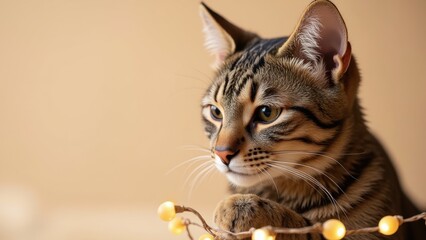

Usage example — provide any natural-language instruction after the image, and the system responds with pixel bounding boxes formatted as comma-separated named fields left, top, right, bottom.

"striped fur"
left=199, top=1, right=425, bottom=239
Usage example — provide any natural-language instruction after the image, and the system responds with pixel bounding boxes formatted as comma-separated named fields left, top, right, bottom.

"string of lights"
left=158, top=201, right=426, bottom=240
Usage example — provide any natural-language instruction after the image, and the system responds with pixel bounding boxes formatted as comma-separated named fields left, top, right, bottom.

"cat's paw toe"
left=214, top=194, right=281, bottom=239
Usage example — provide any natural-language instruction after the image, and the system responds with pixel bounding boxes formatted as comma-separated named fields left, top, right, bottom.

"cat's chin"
left=214, top=156, right=271, bottom=187
left=225, top=171, right=264, bottom=188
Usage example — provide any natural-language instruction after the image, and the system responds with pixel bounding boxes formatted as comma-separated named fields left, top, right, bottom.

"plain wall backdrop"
left=0, top=0, right=425, bottom=239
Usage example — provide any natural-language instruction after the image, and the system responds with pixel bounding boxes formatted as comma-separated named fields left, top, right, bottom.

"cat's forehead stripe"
left=229, top=37, right=287, bottom=72
left=250, top=81, right=258, bottom=103
left=223, top=37, right=287, bottom=100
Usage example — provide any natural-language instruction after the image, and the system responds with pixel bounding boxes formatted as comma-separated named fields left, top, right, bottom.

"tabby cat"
left=198, top=1, right=425, bottom=239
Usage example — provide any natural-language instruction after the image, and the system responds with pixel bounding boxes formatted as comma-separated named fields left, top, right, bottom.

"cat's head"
left=200, top=0, right=358, bottom=187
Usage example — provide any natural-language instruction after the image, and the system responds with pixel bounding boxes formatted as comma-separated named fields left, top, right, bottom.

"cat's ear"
left=277, top=0, right=351, bottom=83
left=199, top=2, right=258, bottom=68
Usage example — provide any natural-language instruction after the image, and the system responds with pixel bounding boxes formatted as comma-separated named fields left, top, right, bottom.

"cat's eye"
left=256, top=106, right=281, bottom=123
left=210, top=105, right=223, bottom=121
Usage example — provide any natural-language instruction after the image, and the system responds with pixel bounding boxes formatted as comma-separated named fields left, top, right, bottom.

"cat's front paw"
left=214, top=194, right=284, bottom=239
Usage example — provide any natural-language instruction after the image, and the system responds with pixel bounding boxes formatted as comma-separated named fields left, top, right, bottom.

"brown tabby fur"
left=199, top=1, right=425, bottom=239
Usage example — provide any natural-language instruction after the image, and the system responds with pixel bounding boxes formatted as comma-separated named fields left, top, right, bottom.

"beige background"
left=0, top=0, right=425, bottom=239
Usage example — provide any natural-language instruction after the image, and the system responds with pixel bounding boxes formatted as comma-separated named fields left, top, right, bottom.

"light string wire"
left=158, top=201, right=426, bottom=240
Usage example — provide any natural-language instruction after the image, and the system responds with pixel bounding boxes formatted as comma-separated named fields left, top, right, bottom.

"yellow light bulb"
left=322, top=219, right=346, bottom=240
left=378, top=216, right=399, bottom=235
left=168, top=217, right=186, bottom=235
left=198, top=233, right=214, bottom=240
left=252, top=228, right=275, bottom=240
left=158, top=201, right=176, bottom=221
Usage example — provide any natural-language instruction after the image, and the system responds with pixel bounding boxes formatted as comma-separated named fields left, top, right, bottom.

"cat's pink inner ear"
left=199, top=4, right=235, bottom=67
left=277, top=0, right=351, bottom=82
left=302, top=1, right=350, bottom=72
left=199, top=3, right=258, bottom=69
left=215, top=52, right=230, bottom=67
left=332, top=42, right=352, bottom=81
left=314, top=5, right=351, bottom=82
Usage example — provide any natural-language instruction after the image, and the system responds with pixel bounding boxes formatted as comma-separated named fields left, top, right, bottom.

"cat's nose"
left=214, top=146, right=239, bottom=166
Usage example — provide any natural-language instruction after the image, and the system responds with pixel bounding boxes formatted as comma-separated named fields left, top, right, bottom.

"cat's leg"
left=214, top=194, right=322, bottom=240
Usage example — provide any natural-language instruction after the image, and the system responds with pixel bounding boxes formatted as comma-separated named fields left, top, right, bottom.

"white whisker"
left=257, top=166, right=280, bottom=197
left=266, top=162, right=322, bottom=197
left=270, top=150, right=356, bottom=179
left=184, top=160, right=215, bottom=188
left=267, top=162, right=345, bottom=218
left=269, top=159, right=348, bottom=199
left=269, top=159, right=349, bottom=218
left=166, top=155, right=211, bottom=175
left=188, top=163, right=216, bottom=200
left=178, top=145, right=211, bottom=153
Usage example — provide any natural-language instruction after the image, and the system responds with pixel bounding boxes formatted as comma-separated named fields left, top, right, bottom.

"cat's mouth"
left=226, top=164, right=271, bottom=176
left=225, top=167, right=271, bottom=187
left=227, top=169, right=255, bottom=176
left=214, top=157, right=271, bottom=186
